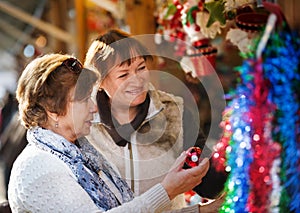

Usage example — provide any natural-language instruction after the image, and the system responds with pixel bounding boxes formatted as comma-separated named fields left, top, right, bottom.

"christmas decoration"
left=204, top=1, right=226, bottom=27
left=155, top=2, right=299, bottom=212
left=155, top=0, right=219, bottom=76
left=225, top=28, right=254, bottom=53
left=212, top=10, right=300, bottom=213
left=185, top=147, right=202, bottom=168
left=155, top=0, right=272, bottom=78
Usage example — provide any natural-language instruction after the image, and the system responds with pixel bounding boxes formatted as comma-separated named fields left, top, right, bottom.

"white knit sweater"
left=7, top=145, right=173, bottom=213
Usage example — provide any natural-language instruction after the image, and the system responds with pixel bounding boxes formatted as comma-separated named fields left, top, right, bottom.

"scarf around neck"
left=27, top=127, right=134, bottom=211
left=96, top=90, right=150, bottom=147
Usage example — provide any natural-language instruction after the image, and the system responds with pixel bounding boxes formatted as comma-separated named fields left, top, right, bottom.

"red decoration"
left=185, top=147, right=202, bottom=168
left=246, top=60, right=281, bottom=212
left=212, top=107, right=233, bottom=172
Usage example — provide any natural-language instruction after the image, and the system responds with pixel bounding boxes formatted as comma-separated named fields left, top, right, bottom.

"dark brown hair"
left=84, top=29, right=153, bottom=81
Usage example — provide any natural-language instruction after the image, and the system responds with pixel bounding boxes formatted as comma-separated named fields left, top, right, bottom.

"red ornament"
left=185, top=147, right=202, bottom=168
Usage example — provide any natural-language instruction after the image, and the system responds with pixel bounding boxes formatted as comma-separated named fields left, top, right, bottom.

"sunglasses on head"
left=60, top=58, right=83, bottom=73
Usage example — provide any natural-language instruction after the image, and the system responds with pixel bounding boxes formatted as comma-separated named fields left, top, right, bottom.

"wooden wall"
left=278, top=0, right=300, bottom=32
left=125, top=0, right=156, bottom=35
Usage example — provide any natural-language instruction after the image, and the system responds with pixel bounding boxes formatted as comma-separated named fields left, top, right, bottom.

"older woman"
left=84, top=29, right=227, bottom=210
left=7, top=53, right=209, bottom=213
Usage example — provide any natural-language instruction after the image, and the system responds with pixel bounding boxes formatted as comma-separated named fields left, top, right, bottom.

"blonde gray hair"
left=17, top=53, right=98, bottom=129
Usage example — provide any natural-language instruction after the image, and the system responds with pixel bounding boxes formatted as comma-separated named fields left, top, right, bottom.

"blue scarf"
left=27, top=127, right=134, bottom=211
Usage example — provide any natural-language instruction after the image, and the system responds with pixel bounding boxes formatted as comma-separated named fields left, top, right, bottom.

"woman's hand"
left=199, top=193, right=226, bottom=212
left=161, top=150, right=210, bottom=200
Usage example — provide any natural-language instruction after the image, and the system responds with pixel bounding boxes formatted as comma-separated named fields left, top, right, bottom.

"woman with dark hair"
left=84, top=29, right=227, bottom=210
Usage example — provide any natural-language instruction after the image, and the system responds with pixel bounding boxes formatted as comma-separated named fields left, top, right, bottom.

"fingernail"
left=201, top=158, right=209, bottom=164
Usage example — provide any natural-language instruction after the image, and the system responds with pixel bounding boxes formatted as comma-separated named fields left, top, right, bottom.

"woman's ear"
left=98, top=83, right=110, bottom=97
left=99, top=80, right=105, bottom=91
left=98, top=82, right=103, bottom=91
left=46, top=110, right=58, bottom=123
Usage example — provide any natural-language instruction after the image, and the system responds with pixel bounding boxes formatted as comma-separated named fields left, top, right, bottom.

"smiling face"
left=57, top=87, right=97, bottom=142
left=100, top=57, right=150, bottom=110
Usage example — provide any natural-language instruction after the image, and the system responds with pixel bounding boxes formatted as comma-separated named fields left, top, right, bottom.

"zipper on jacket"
left=127, top=142, right=135, bottom=193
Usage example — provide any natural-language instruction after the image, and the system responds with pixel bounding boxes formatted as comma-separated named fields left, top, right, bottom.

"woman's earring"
left=55, top=122, right=59, bottom=128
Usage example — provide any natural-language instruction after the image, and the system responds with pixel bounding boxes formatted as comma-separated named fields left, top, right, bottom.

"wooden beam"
left=0, top=19, right=33, bottom=45
left=75, top=0, right=88, bottom=62
left=0, top=1, right=75, bottom=44
left=125, top=0, right=156, bottom=35
left=89, top=0, right=122, bottom=19
left=47, top=0, right=68, bottom=53
left=0, top=19, right=49, bottom=53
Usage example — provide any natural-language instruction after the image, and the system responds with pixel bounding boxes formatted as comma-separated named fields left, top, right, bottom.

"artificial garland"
left=212, top=13, right=300, bottom=213
left=262, top=29, right=300, bottom=212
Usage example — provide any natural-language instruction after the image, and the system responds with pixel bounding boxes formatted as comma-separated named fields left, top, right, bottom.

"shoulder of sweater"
left=8, top=146, right=100, bottom=213
left=11, top=145, right=71, bottom=177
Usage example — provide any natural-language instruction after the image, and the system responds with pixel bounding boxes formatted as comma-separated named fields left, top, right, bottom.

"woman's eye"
left=83, top=96, right=91, bottom=102
left=138, top=66, right=146, bottom=71
left=118, top=73, right=128, bottom=78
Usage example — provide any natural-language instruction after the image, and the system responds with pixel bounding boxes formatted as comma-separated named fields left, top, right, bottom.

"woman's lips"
left=126, top=88, right=144, bottom=95
left=85, top=118, right=94, bottom=126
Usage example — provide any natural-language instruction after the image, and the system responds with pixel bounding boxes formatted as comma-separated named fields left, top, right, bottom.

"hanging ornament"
left=262, top=29, right=300, bottom=212
left=246, top=59, right=281, bottom=213
left=180, top=48, right=217, bottom=78
left=204, top=1, right=227, bottom=27
left=235, top=12, right=268, bottom=32
left=218, top=60, right=254, bottom=213
left=196, top=10, right=224, bottom=39
left=181, top=3, right=205, bottom=43
left=225, top=28, right=254, bottom=53
left=155, top=0, right=185, bottom=43
left=179, top=0, right=218, bottom=76
left=224, top=0, right=255, bottom=12
left=212, top=8, right=300, bottom=212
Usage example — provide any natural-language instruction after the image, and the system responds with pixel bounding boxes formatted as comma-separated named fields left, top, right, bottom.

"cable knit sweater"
left=8, top=141, right=201, bottom=213
left=7, top=145, right=173, bottom=213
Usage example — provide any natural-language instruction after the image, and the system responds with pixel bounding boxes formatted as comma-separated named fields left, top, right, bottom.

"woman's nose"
left=89, top=98, right=98, bottom=113
left=131, top=72, right=145, bottom=84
